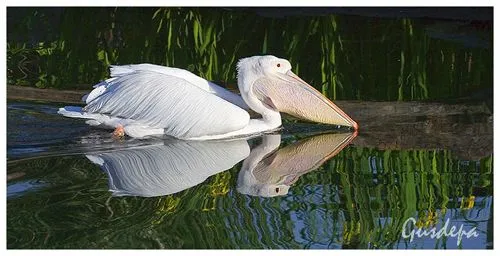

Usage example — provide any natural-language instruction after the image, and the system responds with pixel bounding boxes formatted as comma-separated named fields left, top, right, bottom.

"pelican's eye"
left=275, top=187, right=280, bottom=193
left=276, top=63, right=281, bottom=68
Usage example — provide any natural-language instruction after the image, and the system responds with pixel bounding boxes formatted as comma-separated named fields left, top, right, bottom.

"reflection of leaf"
left=97, top=49, right=105, bottom=61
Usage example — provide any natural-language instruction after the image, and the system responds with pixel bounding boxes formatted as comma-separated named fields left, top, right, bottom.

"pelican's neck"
left=237, top=71, right=282, bottom=130
left=260, top=108, right=282, bottom=128
left=242, top=91, right=282, bottom=134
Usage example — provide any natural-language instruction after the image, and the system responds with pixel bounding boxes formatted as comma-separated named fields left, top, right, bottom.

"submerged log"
left=350, top=113, right=492, bottom=160
left=333, top=101, right=493, bottom=160
left=7, top=85, right=88, bottom=104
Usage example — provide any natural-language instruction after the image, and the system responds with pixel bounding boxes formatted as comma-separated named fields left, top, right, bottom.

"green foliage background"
left=7, top=7, right=493, bottom=100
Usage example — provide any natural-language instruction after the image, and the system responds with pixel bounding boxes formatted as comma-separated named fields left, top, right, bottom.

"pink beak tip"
left=352, top=121, right=359, bottom=131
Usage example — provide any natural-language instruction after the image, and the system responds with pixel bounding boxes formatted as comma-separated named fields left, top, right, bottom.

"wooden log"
left=7, top=85, right=88, bottom=104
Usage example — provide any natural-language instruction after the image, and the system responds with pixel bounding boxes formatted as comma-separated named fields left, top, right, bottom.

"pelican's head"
left=237, top=55, right=358, bottom=129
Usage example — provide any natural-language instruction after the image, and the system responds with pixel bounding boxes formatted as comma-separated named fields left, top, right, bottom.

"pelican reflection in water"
left=86, top=131, right=357, bottom=197
left=237, top=132, right=357, bottom=197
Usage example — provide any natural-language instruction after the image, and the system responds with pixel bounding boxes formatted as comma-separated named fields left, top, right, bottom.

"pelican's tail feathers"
left=57, top=106, right=86, bottom=118
left=58, top=106, right=109, bottom=127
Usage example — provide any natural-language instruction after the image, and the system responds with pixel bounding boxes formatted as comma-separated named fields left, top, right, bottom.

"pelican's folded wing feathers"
left=83, top=65, right=250, bottom=138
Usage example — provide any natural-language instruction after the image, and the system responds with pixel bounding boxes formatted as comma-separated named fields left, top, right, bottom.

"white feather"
left=74, top=64, right=251, bottom=138
left=90, top=64, right=249, bottom=109
left=85, top=72, right=248, bottom=138
left=58, top=106, right=135, bottom=129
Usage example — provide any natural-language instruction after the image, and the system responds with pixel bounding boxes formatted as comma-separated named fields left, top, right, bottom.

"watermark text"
left=401, top=217, right=479, bottom=246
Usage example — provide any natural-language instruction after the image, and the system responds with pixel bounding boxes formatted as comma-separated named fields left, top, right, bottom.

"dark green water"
left=6, top=101, right=493, bottom=249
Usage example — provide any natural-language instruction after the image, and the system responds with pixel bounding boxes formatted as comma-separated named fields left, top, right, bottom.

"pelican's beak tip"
left=351, top=120, right=359, bottom=131
left=352, top=126, right=359, bottom=137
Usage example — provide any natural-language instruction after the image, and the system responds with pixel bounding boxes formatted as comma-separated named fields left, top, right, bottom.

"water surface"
left=7, top=100, right=493, bottom=249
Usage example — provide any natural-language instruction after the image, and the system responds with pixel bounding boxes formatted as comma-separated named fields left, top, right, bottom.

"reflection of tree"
left=7, top=144, right=492, bottom=248
left=331, top=148, right=492, bottom=248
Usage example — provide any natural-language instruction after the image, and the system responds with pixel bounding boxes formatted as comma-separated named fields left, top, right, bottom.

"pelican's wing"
left=83, top=64, right=250, bottom=138
left=86, top=139, right=250, bottom=197
left=87, top=64, right=249, bottom=109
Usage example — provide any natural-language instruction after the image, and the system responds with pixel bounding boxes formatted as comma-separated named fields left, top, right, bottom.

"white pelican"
left=58, top=55, right=358, bottom=140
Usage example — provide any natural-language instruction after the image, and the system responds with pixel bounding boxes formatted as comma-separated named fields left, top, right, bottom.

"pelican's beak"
left=253, top=71, right=359, bottom=129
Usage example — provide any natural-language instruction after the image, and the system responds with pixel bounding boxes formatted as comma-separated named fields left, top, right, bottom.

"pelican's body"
left=59, top=55, right=358, bottom=139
